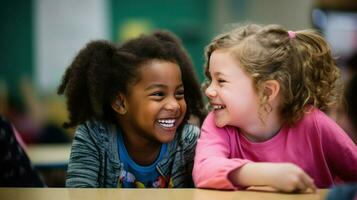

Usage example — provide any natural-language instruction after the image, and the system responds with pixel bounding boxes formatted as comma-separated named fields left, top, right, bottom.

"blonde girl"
left=193, top=24, right=357, bottom=192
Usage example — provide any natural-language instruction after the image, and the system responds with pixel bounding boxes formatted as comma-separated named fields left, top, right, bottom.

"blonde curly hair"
left=204, top=24, right=342, bottom=125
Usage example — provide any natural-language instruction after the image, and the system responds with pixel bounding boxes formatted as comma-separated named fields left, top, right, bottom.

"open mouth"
left=157, top=119, right=176, bottom=128
left=212, top=105, right=226, bottom=110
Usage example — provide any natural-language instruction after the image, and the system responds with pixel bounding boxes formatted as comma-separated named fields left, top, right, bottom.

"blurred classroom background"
left=0, top=0, right=356, bottom=187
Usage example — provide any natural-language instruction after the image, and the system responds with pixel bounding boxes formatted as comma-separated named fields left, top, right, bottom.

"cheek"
left=221, top=90, right=243, bottom=113
left=220, top=89, right=235, bottom=104
left=180, top=100, right=187, bottom=114
left=138, top=102, right=158, bottom=118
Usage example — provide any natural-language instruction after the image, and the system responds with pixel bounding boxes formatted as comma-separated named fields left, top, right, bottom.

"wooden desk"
left=26, top=144, right=71, bottom=169
left=0, top=188, right=329, bottom=200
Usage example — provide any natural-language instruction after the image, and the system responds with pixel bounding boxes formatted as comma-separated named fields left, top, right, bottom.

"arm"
left=65, top=123, right=100, bottom=187
left=192, top=113, right=250, bottom=190
left=228, top=162, right=316, bottom=192
left=193, top=113, right=316, bottom=192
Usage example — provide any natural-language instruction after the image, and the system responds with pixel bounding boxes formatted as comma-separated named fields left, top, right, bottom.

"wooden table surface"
left=0, top=188, right=329, bottom=200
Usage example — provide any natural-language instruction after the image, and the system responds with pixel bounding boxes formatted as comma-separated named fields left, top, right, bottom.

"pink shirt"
left=193, top=108, right=357, bottom=190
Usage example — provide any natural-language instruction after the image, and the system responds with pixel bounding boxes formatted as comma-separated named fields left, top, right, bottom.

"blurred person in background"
left=332, top=52, right=357, bottom=144
left=344, top=71, right=357, bottom=142
left=326, top=70, right=357, bottom=200
left=0, top=115, right=44, bottom=187
left=1, top=78, right=70, bottom=144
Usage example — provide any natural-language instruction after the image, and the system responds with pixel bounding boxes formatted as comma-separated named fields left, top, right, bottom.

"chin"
left=214, top=118, right=227, bottom=128
left=160, top=136, right=175, bottom=144
left=158, top=129, right=177, bottom=142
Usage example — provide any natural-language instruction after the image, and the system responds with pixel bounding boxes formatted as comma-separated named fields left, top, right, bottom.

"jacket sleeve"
left=65, top=123, right=100, bottom=187
left=181, top=124, right=200, bottom=187
left=192, top=113, right=250, bottom=190
left=317, top=111, right=357, bottom=182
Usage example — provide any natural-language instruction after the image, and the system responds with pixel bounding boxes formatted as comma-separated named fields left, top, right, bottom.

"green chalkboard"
left=0, top=0, right=33, bottom=100
left=110, top=0, right=213, bottom=81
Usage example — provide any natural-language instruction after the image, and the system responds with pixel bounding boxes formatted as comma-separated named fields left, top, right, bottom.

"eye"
left=175, top=89, right=185, bottom=99
left=150, top=91, right=165, bottom=98
left=218, top=78, right=226, bottom=84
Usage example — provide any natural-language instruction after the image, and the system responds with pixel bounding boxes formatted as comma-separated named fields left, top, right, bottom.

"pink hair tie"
left=288, top=31, right=296, bottom=39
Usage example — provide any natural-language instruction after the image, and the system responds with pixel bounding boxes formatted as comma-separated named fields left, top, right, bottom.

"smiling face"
left=117, top=60, right=187, bottom=145
left=205, top=49, right=261, bottom=129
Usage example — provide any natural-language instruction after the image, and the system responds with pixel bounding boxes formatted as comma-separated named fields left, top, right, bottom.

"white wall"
left=34, top=0, right=110, bottom=92
left=212, top=0, right=314, bottom=33
left=245, top=0, right=314, bottom=30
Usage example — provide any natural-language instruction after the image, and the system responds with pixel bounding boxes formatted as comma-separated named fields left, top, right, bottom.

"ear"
left=263, top=80, right=280, bottom=101
left=111, top=94, right=127, bottom=115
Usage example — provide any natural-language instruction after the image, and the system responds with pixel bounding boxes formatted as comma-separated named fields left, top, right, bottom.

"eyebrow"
left=213, top=71, right=226, bottom=77
left=144, top=83, right=184, bottom=91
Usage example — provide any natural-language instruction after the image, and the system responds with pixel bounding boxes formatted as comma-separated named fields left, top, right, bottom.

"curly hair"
left=204, top=24, right=342, bottom=125
left=58, top=30, right=206, bottom=128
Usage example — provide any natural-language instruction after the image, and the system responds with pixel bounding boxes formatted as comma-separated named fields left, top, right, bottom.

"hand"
left=266, top=163, right=317, bottom=193
left=230, top=162, right=317, bottom=193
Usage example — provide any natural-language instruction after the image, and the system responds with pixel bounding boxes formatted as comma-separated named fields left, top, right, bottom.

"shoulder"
left=201, top=112, right=232, bottom=131
left=201, top=112, right=236, bottom=136
left=0, top=117, right=13, bottom=144
left=179, top=123, right=200, bottom=146
left=201, top=112, right=217, bottom=132
left=296, top=107, right=344, bottom=138
left=300, top=107, right=338, bottom=129
left=74, top=120, right=114, bottom=143
left=203, top=112, right=215, bottom=126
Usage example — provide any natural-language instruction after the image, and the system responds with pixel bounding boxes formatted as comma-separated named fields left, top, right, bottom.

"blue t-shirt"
left=117, top=132, right=167, bottom=188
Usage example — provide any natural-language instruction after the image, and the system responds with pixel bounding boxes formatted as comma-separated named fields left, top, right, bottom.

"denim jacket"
left=65, top=120, right=199, bottom=188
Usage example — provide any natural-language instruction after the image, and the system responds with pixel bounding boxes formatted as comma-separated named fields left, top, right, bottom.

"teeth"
left=160, top=123, right=174, bottom=128
left=157, top=119, right=176, bottom=128
left=213, top=105, right=225, bottom=110
left=158, top=119, right=175, bottom=123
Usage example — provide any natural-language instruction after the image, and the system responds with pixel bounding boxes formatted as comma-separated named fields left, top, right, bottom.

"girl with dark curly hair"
left=193, top=24, right=357, bottom=192
left=58, top=31, right=206, bottom=188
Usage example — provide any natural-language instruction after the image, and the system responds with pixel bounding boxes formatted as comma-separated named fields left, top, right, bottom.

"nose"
left=205, top=84, right=217, bottom=98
